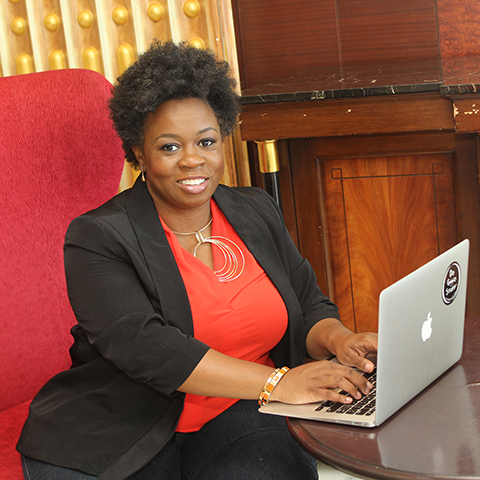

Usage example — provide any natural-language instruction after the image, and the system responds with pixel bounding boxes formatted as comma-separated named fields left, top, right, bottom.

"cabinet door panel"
left=320, top=154, right=457, bottom=332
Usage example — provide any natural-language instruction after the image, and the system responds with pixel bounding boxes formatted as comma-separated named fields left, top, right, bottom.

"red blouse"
left=160, top=200, right=288, bottom=432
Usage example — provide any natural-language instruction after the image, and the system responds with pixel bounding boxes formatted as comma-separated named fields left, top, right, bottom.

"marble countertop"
left=240, top=56, right=480, bottom=105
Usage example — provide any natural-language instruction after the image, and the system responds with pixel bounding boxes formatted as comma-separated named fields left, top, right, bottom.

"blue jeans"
left=22, top=400, right=318, bottom=480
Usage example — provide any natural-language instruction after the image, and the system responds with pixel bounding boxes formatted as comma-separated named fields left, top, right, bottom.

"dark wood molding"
left=240, top=94, right=455, bottom=142
left=448, top=94, right=480, bottom=133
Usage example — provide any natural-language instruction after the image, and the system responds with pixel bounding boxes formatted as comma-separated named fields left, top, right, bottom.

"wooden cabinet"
left=244, top=125, right=480, bottom=332
left=285, top=133, right=467, bottom=332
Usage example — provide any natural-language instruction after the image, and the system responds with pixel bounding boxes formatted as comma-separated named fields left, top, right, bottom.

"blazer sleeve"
left=64, top=212, right=210, bottom=397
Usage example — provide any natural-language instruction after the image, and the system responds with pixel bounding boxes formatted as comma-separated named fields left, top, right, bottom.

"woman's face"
left=133, top=98, right=224, bottom=216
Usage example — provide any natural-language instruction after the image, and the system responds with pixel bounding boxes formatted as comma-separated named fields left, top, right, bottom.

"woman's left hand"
left=333, top=332, right=378, bottom=373
left=306, top=318, right=378, bottom=372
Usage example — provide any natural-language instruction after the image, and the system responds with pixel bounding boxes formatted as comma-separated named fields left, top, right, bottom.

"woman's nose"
left=180, top=149, right=205, bottom=168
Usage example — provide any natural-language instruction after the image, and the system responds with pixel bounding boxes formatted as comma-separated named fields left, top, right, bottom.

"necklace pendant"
left=193, top=238, right=204, bottom=257
left=194, top=230, right=205, bottom=244
left=172, top=218, right=245, bottom=282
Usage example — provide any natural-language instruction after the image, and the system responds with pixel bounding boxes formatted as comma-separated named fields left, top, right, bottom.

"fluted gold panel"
left=1, top=0, right=34, bottom=75
left=25, top=0, right=68, bottom=72
left=167, top=0, right=221, bottom=54
left=132, top=0, right=171, bottom=52
left=0, top=0, right=249, bottom=188
left=59, top=0, right=103, bottom=73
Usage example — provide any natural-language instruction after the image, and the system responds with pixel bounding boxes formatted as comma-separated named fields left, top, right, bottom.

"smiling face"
left=133, top=98, right=224, bottom=222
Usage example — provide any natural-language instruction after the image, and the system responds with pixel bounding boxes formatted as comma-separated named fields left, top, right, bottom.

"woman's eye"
left=200, top=138, right=215, bottom=148
left=161, top=143, right=179, bottom=153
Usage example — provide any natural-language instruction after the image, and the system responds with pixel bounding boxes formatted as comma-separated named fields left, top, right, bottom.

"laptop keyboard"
left=315, top=369, right=377, bottom=416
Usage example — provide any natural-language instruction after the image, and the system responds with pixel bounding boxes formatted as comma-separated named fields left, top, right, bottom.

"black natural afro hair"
left=109, top=40, right=241, bottom=168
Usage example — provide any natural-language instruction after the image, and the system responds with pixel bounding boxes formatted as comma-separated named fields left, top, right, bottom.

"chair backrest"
left=0, top=69, right=125, bottom=412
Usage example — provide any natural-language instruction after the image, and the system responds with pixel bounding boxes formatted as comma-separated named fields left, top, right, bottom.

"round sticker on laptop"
left=442, top=262, right=461, bottom=305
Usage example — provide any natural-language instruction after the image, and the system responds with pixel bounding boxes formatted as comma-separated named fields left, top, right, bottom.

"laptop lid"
left=375, top=238, right=469, bottom=425
left=259, top=239, right=469, bottom=427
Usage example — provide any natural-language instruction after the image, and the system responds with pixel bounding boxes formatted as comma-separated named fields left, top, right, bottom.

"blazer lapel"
left=213, top=186, right=292, bottom=300
left=125, top=177, right=194, bottom=335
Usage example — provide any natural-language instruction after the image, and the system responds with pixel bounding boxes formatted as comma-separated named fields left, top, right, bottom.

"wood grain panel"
left=287, top=132, right=480, bottom=330
left=231, top=0, right=340, bottom=90
left=437, top=0, right=480, bottom=58
left=442, top=56, right=480, bottom=85
left=233, top=0, right=442, bottom=93
left=239, top=94, right=454, bottom=141
left=321, top=154, right=457, bottom=332
left=287, top=132, right=457, bottom=324
left=285, top=142, right=331, bottom=297
left=336, top=0, right=439, bottom=65
left=454, top=135, right=480, bottom=318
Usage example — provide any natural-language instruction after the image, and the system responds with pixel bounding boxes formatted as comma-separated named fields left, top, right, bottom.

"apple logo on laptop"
left=421, top=312, right=433, bottom=342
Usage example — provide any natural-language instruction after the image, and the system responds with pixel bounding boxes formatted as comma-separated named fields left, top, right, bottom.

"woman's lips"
left=177, top=177, right=209, bottom=193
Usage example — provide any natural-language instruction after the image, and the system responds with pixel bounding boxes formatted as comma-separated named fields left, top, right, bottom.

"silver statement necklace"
left=171, top=218, right=245, bottom=282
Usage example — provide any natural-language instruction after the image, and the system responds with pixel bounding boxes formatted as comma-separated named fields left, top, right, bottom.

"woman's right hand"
left=269, top=360, right=373, bottom=405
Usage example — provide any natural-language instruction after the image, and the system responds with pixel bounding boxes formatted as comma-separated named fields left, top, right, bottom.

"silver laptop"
left=259, top=239, right=470, bottom=427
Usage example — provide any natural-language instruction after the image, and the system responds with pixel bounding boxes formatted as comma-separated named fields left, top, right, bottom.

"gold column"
left=167, top=0, right=214, bottom=50
left=116, top=43, right=134, bottom=74
left=3, top=0, right=35, bottom=75
left=59, top=0, right=103, bottom=73
left=25, top=0, right=68, bottom=72
left=94, top=0, right=137, bottom=82
left=255, top=140, right=280, bottom=173
left=132, top=1, right=171, bottom=52
left=254, top=140, right=281, bottom=205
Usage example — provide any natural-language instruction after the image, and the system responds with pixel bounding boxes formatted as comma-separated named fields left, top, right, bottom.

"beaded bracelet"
left=258, top=366, right=290, bottom=406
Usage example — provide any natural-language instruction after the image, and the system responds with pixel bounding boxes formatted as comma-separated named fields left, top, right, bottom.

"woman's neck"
left=161, top=205, right=215, bottom=270
left=155, top=202, right=212, bottom=235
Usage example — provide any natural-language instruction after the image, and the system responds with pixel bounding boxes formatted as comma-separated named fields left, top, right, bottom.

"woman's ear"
left=132, top=146, right=146, bottom=182
left=132, top=146, right=144, bottom=170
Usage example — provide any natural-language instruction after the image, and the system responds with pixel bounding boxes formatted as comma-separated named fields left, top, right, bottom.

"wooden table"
left=288, top=316, right=480, bottom=479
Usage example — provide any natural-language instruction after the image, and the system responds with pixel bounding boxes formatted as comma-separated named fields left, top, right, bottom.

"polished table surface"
left=288, top=316, right=480, bottom=480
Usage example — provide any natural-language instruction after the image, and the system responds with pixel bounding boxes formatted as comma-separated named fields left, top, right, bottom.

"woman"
left=18, top=41, right=377, bottom=480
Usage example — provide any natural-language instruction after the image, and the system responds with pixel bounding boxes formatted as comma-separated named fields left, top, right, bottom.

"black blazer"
left=18, top=178, right=339, bottom=480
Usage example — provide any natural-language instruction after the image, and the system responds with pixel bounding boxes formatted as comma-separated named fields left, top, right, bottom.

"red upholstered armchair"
left=0, top=69, right=125, bottom=479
